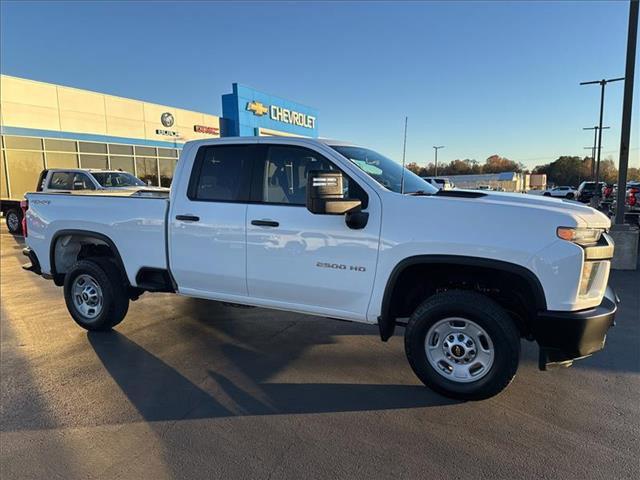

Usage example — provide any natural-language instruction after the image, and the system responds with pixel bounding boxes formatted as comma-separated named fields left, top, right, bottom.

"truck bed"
left=25, top=189, right=169, bottom=285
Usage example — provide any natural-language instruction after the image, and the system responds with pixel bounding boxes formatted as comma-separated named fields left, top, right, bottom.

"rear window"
left=48, top=172, right=73, bottom=190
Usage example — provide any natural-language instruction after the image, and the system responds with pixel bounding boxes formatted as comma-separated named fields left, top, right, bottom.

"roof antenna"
left=400, top=116, right=408, bottom=194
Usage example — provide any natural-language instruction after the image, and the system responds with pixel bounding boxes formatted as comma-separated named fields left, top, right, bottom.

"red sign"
left=194, top=125, right=219, bottom=135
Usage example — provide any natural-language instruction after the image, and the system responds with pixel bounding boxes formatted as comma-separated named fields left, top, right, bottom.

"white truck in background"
left=3, top=168, right=165, bottom=234
left=21, top=137, right=618, bottom=400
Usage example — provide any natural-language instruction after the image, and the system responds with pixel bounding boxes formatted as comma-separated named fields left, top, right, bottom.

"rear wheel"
left=404, top=290, right=520, bottom=400
left=565, top=192, right=575, bottom=199
left=5, top=208, right=22, bottom=235
left=543, top=192, right=551, bottom=196
left=63, top=259, right=129, bottom=331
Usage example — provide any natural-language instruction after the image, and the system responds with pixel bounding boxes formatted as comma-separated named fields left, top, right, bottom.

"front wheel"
left=5, top=208, right=22, bottom=235
left=63, top=259, right=129, bottom=331
left=404, top=290, right=520, bottom=401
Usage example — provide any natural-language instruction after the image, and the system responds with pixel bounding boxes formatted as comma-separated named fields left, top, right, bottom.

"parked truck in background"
left=1, top=168, right=164, bottom=234
left=21, top=137, right=618, bottom=400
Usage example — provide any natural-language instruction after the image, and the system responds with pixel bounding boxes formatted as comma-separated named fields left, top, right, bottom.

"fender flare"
left=377, top=255, right=547, bottom=341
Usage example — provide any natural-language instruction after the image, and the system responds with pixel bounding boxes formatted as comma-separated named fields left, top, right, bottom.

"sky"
left=1, top=0, right=638, bottom=170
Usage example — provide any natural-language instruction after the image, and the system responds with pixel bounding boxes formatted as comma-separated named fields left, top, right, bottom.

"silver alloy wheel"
left=72, top=274, right=103, bottom=320
left=425, top=317, right=495, bottom=383
left=7, top=212, right=19, bottom=232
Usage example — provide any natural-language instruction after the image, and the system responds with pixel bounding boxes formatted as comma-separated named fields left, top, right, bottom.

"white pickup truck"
left=22, top=137, right=618, bottom=400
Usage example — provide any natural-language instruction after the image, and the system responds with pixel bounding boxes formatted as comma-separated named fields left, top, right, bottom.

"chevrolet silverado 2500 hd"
left=21, top=137, right=618, bottom=400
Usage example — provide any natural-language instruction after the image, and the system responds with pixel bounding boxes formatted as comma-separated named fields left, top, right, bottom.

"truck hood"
left=438, top=190, right=611, bottom=228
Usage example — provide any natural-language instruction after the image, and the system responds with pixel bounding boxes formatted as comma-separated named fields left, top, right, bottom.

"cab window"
left=48, top=172, right=73, bottom=190
left=255, top=145, right=367, bottom=207
left=187, top=145, right=257, bottom=202
left=73, top=173, right=95, bottom=190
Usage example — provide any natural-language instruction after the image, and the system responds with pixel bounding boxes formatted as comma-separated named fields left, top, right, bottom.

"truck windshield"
left=92, top=172, right=145, bottom=188
left=330, top=145, right=438, bottom=195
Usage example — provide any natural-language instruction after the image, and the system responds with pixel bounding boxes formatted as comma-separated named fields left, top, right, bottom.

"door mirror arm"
left=345, top=209, right=369, bottom=229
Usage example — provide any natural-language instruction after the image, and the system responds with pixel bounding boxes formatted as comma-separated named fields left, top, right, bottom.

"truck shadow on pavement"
left=87, top=327, right=456, bottom=424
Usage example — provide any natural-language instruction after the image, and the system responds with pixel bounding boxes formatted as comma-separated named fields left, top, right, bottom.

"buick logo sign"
left=161, top=112, right=174, bottom=127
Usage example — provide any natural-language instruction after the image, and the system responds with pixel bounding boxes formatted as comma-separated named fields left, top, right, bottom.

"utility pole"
left=615, top=0, right=638, bottom=226
left=433, top=145, right=445, bottom=176
left=583, top=126, right=610, bottom=178
left=580, top=77, right=624, bottom=206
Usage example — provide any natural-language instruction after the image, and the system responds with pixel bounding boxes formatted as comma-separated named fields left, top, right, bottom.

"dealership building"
left=0, top=75, right=319, bottom=200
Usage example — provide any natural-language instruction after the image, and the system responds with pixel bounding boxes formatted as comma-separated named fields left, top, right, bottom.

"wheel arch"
left=377, top=255, right=547, bottom=341
left=49, top=229, right=129, bottom=286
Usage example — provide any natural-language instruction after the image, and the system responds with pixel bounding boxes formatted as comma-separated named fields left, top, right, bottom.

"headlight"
left=557, top=227, right=604, bottom=246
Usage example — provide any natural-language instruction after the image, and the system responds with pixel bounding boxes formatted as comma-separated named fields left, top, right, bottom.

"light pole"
left=433, top=145, right=445, bottom=176
left=580, top=77, right=624, bottom=205
left=583, top=126, right=610, bottom=178
left=615, top=0, right=638, bottom=226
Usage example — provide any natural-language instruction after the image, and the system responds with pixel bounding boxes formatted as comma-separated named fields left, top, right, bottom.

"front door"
left=246, top=144, right=380, bottom=320
left=169, top=144, right=258, bottom=298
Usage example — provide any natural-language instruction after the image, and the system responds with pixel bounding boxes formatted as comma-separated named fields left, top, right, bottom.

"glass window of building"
left=4, top=136, right=43, bottom=150
left=79, top=142, right=107, bottom=154
left=159, top=158, right=177, bottom=187
left=5, top=150, right=45, bottom=198
left=158, top=148, right=178, bottom=158
left=45, top=139, right=77, bottom=152
left=80, top=154, right=108, bottom=169
left=109, top=144, right=134, bottom=155
left=46, top=152, right=78, bottom=169
left=110, top=156, right=135, bottom=173
left=135, top=157, right=159, bottom=186
left=135, top=146, right=156, bottom=157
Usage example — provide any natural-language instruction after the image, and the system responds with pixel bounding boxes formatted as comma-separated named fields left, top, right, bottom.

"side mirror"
left=306, top=171, right=361, bottom=215
left=306, top=171, right=369, bottom=229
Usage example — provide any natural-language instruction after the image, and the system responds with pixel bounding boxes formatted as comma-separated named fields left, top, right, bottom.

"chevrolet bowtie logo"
left=246, top=101, right=269, bottom=116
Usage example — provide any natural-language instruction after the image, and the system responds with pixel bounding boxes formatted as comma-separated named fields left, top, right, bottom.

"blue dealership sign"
left=222, top=83, right=319, bottom=137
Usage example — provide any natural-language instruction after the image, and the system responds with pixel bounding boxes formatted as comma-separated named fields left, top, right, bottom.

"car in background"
left=476, top=185, right=493, bottom=191
left=601, top=183, right=615, bottom=201
left=542, top=186, right=577, bottom=199
left=2, top=169, right=167, bottom=235
left=35, top=168, right=160, bottom=192
left=611, top=181, right=640, bottom=225
left=421, top=177, right=454, bottom=190
left=577, top=181, right=606, bottom=203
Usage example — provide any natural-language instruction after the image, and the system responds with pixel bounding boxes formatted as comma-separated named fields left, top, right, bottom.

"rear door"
left=245, top=144, right=381, bottom=320
left=168, top=144, right=259, bottom=298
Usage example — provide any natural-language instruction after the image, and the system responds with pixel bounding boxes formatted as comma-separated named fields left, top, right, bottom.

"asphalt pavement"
left=1, top=226, right=638, bottom=479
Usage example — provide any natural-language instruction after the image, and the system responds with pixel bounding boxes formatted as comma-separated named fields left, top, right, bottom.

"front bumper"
left=535, top=286, right=618, bottom=369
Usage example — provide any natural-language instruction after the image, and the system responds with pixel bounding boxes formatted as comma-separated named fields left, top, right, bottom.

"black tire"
left=404, top=290, right=520, bottom=401
left=5, top=208, right=22, bottom=235
left=63, top=258, right=129, bottom=331
left=543, top=192, right=551, bottom=197
left=565, top=193, right=574, bottom=199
